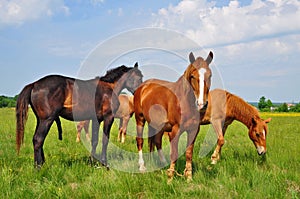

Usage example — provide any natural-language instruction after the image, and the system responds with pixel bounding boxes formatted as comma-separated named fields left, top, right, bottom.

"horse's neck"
left=230, top=99, right=258, bottom=129
left=110, top=77, right=125, bottom=95
left=174, top=76, right=195, bottom=105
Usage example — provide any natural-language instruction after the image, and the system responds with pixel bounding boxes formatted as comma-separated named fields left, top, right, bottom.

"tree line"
left=0, top=95, right=18, bottom=108
left=1, top=94, right=299, bottom=112
left=258, top=96, right=300, bottom=112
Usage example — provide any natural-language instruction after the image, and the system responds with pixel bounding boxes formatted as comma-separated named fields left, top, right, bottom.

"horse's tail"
left=16, top=83, right=33, bottom=154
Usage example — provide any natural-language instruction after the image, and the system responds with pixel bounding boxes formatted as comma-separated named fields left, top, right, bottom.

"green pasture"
left=0, top=108, right=299, bottom=198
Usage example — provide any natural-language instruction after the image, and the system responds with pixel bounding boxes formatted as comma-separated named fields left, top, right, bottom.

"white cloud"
left=152, top=0, right=300, bottom=48
left=0, top=0, right=68, bottom=26
left=90, top=0, right=105, bottom=6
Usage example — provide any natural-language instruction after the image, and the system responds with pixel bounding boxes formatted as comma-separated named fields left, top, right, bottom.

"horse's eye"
left=256, top=132, right=260, bottom=137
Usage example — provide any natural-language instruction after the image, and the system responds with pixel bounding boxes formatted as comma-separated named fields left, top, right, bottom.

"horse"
left=200, top=89, right=272, bottom=164
left=16, top=63, right=143, bottom=168
left=76, top=94, right=134, bottom=143
left=149, top=89, right=272, bottom=165
left=134, top=51, right=213, bottom=182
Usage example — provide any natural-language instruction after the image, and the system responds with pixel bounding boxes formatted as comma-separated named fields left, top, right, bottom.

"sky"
left=0, top=0, right=300, bottom=102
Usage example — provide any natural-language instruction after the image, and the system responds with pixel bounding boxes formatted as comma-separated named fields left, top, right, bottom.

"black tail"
left=16, top=83, right=33, bottom=154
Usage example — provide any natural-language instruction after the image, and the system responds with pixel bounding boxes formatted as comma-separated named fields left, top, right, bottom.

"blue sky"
left=1, top=0, right=300, bottom=102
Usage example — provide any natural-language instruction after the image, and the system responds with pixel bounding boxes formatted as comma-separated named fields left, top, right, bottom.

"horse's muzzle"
left=197, top=101, right=208, bottom=111
left=257, top=146, right=266, bottom=155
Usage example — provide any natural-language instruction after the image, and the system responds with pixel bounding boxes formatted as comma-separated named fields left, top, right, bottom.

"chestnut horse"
left=16, top=64, right=143, bottom=168
left=149, top=89, right=272, bottom=165
left=201, top=89, right=271, bottom=164
left=134, top=51, right=213, bottom=181
left=76, top=94, right=134, bottom=143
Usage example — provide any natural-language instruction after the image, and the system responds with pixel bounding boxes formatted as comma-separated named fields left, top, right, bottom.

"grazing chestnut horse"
left=134, top=51, right=213, bottom=181
left=16, top=64, right=143, bottom=168
left=200, top=89, right=271, bottom=164
left=149, top=89, right=272, bottom=164
left=76, top=94, right=134, bottom=143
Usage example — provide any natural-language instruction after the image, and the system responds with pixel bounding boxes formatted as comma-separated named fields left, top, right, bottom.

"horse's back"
left=30, top=75, right=71, bottom=117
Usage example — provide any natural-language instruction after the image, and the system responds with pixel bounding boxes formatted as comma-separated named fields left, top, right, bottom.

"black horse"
left=16, top=63, right=143, bottom=168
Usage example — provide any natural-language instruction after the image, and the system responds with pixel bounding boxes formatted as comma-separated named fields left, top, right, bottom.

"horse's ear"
left=134, top=62, right=138, bottom=68
left=264, top=118, right=272, bottom=123
left=189, top=52, right=195, bottom=64
left=206, top=51, right=213, bottom=65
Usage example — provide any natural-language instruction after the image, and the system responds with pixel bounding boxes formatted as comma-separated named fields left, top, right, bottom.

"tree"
left=266, top=99, right=273, bottom=108
left=278, top=103, right=288, bottom=112
left=258, top=96, right=267, bottom=110
left=0, top=95, right=17, bottom=108
left=289, top=103, right=300, bottom=112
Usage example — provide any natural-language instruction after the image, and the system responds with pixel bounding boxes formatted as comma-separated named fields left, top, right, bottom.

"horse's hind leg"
left=33, top=119, right=54, bottom=167
left=83, top=120, right=90, bottom=142
left=117, top=118, right=123, bottom=142
left=76, top=122, right=84, bottom=142
left=120, top=116, right=130, bottom=143
left=167, top=124, right=180, bottom=183
left=136, top=117, right=146, bottom=172
left=155, top=130, right=167, bottom=164
left=55, top=117, right=62, bottom=140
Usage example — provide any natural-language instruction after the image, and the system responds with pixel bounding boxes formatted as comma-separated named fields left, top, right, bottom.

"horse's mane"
left=100, top=65, right=133, bottom=83
left=226, top=91, right=260, bottom=127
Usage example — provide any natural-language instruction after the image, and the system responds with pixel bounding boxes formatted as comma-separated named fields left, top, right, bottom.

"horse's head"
left=248, top=117, right=271, bottom=155
left=124, top=62, right=143, bottom=94
left=185, top=51, right=213, bottom=111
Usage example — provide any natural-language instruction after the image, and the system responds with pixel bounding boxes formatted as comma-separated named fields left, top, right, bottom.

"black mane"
left=100, top=65, right=133, bottom=83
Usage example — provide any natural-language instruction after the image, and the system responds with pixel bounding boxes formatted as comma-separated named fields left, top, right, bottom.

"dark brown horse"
left=134, top=51, right=213, bottom=181
left=76, top=94, right=134, bottom=143
left=149, top=89, right=272, bottom=164
left=16, top=63, right=143, bottom=168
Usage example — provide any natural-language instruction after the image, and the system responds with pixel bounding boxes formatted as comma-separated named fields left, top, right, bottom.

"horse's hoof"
left=211, top=159, right=218, bottom=165
left=184, top=169, right=192, bottom=182
left=166, top=169, right=175, bottom=183
left=34, top=164, right=42, bottom=171
left=139, top=165, right=147, bottom=173
left=167, top=177, right=173, bottom=184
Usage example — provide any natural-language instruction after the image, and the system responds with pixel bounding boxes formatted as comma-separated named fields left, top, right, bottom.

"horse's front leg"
left=91, top=119, right=100, bottom=162
left=211, top=120, right=226, bottom=164
left=100, top=115, right=114, bottom=168
left=185, top=126, right=200, bottom=182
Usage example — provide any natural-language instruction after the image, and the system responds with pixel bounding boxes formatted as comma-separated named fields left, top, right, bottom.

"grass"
left=0, top=107, right=299, bottom=198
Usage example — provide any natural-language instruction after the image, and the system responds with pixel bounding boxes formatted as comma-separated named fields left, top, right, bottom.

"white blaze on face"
left=262, top=130, right=266, bottom=139
left=198, top=68, right=206, bottom=108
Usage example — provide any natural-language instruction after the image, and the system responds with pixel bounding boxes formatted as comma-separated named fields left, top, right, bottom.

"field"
left=0, top=108, right=299, bottom=198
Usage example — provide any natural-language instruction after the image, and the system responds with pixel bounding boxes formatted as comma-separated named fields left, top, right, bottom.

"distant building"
left=287, top=103, right=295, bottom=110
